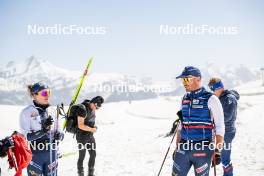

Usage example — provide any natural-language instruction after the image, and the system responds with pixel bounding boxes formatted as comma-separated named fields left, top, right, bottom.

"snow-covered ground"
left=235, top=80, right=264, bottom=95
left=1, top=93, right=264, bottom=176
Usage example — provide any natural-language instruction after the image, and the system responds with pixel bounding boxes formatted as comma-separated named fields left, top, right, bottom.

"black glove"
left=168, top=120, right=178, bottom=136
left=54, top=131, right=62, bottom=140
left=3, top=137, right=14, bottom=149
left=0, top=137, right=14, bottom=157
left=176, top=110, right=183, bottom=122
left=0, top=141, right=6, bottom=157
left=211, top=149, right=221, bottom=167
left=42, top=116, right=54, bottom=132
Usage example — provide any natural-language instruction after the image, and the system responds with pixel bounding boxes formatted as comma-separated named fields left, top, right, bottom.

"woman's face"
left=33, top=89, right=50, bottom=105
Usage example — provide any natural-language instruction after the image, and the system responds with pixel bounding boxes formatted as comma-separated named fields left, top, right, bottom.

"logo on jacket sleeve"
left=31, top=112, right=39, bottom=120
left=183, top=100, right=191, bottom=104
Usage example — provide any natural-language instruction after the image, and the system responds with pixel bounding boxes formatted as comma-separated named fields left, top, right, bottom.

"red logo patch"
left=183, top=100, right=191, bottom=104
left=193, top=153, right=207, bottom=157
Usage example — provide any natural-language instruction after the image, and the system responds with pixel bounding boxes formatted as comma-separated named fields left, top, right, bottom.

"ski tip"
left=88, top=57, right=93, bottom=62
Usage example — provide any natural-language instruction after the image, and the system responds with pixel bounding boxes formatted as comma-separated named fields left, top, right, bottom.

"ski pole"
left=213, top=151, right=217, bottom=176
left=53, top=105, right=60, bottom=176
left=157, top=119, right=180, bottom=176
left=49, top=127, right=53, bottom=176
left=47, top=114, right=53, bottom=176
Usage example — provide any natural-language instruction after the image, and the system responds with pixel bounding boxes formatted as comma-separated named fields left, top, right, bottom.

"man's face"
left=90, top=103, right=100, bottom=111
left=90, top=103, right=97, bottom=110
left=181, top=76, right=201, bottom=92
left=213, top=88, right=224, bottom=97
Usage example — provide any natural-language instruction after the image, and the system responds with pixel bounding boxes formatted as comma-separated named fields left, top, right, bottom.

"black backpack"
left=65, top=104, right=86, bottom=134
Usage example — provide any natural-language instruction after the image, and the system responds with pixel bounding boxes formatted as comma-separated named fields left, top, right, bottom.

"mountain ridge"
left=0, top=56, right=261, bottom=105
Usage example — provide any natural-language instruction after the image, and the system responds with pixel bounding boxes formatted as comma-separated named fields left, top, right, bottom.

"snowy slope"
left=1, top=93, right=264, bottom=176
left=0, top=56, right=262, bottom=105
left=0, top=56, right=158, bottom=105
left=235, top=80, right=264, bottom=95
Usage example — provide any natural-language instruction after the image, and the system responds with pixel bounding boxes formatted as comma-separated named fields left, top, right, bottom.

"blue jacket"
left=181, top=87, right=214, bottom=141
left=219, top=90, right=239, bottom=133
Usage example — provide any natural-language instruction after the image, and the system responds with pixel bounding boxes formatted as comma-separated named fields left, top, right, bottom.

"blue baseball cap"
left=176, top=66, right=201, bottom=79
left=31, top=82, right=48, bottom=94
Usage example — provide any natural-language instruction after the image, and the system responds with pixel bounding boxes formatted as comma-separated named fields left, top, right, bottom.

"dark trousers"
left=172, top=142, right=213, bottom=176
left=76, top=132, right=96, bottom=173
left=221, top=132, right=236, bottom=176
left=27, top=150, right=57, bottom=176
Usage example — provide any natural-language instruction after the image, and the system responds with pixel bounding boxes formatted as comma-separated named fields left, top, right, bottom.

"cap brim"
left=176, top=75, right=183, bottom=79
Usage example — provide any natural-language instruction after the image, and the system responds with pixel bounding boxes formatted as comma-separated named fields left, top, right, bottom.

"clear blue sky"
left=0, top=0, right=263, bottom=80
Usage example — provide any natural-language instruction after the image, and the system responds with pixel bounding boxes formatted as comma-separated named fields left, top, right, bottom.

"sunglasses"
left=38, top=89, right=51, bottom=97
left=181, top=77, right=194, bottom=84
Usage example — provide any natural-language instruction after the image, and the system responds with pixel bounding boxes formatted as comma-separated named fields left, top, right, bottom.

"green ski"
left=62, top=57, right=93, bottom=130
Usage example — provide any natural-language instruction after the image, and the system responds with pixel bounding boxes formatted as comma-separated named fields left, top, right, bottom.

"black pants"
left=76, top=132, right=96, bottom=173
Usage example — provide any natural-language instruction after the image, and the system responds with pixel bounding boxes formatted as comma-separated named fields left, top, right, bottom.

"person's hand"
left=54, top=131, right=62, bottom=140
left=0, top=137, right=14, bottom=158
left=211, top=149, right=221, bottom=167
left=172, top=150, right=176, bottom=160
left=0, top=140, right=6, bottom=157
left=90, top=127, right=97, bottom=133
left=43, top=116, right=54, bottom=132
left=3, top=137, right=14, bottom=149
left=176, top=110, right=183, bottom=122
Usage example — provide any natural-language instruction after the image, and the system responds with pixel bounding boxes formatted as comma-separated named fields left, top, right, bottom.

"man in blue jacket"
left=208, top=78, right=239, bottom=176
left=172, top=66, right=225, bottom=176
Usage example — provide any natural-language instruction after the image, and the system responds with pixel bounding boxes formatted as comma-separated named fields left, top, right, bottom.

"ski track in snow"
left=1, top=95, right=264, bottom=176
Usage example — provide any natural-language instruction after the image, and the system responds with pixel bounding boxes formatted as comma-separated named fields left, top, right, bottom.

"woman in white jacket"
left=19, top=82, right=63, bottom=176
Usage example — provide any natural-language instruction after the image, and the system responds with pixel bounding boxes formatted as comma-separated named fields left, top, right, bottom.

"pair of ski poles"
left=49, top=109, right=59, bottom=176
left=49, top=105, right=64, bottom=176
left=157, top=119, right=218, bottom=176
left=48, top=58, right=93, bottom=176
left=53, top=105, right=60, bottom=176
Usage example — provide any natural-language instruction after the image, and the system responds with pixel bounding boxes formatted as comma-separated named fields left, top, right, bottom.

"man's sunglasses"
left=181, top=77, right=194, bottom=84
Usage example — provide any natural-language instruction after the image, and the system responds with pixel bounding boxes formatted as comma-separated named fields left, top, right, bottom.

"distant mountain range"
left=0, top=56, right=261, bottom=105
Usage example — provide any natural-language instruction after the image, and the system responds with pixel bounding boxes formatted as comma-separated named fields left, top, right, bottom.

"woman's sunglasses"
left=38, top=89, right=51, bottom=97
